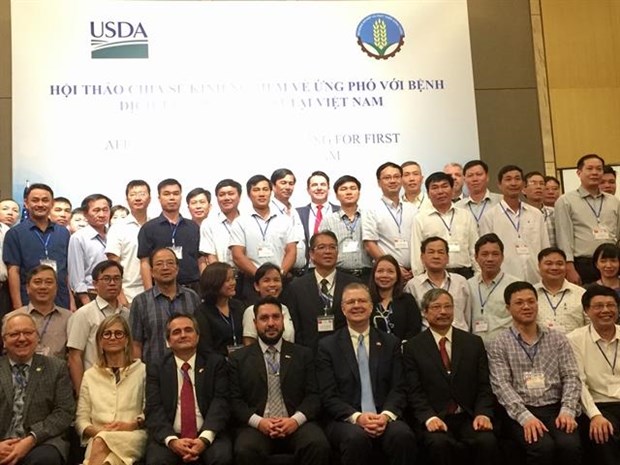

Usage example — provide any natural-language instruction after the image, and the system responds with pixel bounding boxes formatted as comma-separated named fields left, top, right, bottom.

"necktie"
left=265, top=346, right=287, bottom=418
left=8, top=364, right=28, bottom=438
left=357, top=334, right=376, bottom=413
left=320, top=278, right=333, bottom=309
left=180, top=362, right=197, bottom=438
left=438, top=337, right=458, bottom=414
left=313, top=204, right=323, bottom=234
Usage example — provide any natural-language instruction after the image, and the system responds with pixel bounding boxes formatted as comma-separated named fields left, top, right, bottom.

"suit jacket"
left=0, top=354, right=75, bottom=461
left=317, top=326, right=406, bottom=421
left=402, top=328, right=495, bottom=425
left=228, top=340, right=320, bottom=424
left=371, top=293, right=422, bottom=343
left=145, top=351, right=229, bottom=444
left=282, top=271, right=360, bottom=351
left=296, top=203, right=341, bottom=249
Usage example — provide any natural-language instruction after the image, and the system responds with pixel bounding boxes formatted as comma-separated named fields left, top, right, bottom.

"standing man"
left=0, top=313, right=75, bottom=465
left=567, top=285, right=620, bottom=464
left=3, top=183, right=71, bottom=309
left=320, top=175, right=372, bottom=282
left=411, top=172, right=478, bottom=278
left=228, top=296, right=330, bottom=465
left=282, top=231, right=359, bottom=351
left=316, top=283, right=417, bottom=465
left=130, top=247, right=201, bottom=365
left=523, top=171, right=556, bottom=247
left=488, top=281, right=582, bottom=465
left=555, top=153, right=620, bottom=285
left=456, top=160, right=501, bottom=229
left=444, top=163, right=465, bottom=202
left=106, top=179, right=151, bottom=306
left=479, top=165, right=549, bottom=283
left=600, top=165, right=617, bottom=196
left=363, top=162, right=416, bottom=281
left=543, top=176, right=561, bottom=208
left=66, top=260, right=129, bottom=393
left=68, top=193, right=112, bottom=305
left=404, top=288, right=500, bottom=465
left=401, top=161, right=432, bottom=211
left=145, top=314, right=232, bottom=465
left=138, top=178, right=203, bottom=292
left=296, top=171, right=339, bottom=252
left=48, top=197, right=72, bottom=227
left=186, top=188, right=211, bottom=227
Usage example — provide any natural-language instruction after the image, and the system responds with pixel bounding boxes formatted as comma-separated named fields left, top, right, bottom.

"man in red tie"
left=144, top=314, right=232, bottom=465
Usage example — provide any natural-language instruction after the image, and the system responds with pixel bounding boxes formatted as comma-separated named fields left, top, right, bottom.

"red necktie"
left=439, top=337, right=458, bottom=414
left=313, top=204, right=323, bottom=234
left=180, top=362, right=197, bottom=438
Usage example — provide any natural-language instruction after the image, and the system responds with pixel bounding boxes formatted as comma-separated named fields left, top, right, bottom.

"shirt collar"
left=464, top=189, right=492, bottom=204
left=257, top=337, right=283, bottom=354
left=588, top=324, right=620, bottom=344
left=271, top=198, right=290, bottom=215
left=314, top=269, right=336, bottom=287
left=26, top=303, right=59, bottom=316
left=26, top=218, right=55, bottom=233
left=577, top=186, right=602, bottom=199
left=381, top=195, right=401, bottom=209
left=536, top=279, right=571, bottom=294
left=429, top=326, right=453, bottom=345
left=348, top=325, right=370, bottom=341
left=174, top=353, right=197, bottom=371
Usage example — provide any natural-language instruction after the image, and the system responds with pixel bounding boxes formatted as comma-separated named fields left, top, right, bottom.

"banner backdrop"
left=12, top=0, right=479, bottom=211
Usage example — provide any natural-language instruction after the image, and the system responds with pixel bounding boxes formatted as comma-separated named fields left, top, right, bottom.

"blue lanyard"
left=591, top=327, right=619, bottom=375
left=382, top=200, right=403, bottom=234
left=271, top=200, right=288, bottom=216
left=467, top=198, right=489, bottom=225
left=219, top=311, right=238, bottom=346
left=542, top=289, right=567, bottom=317
left=437, top=209, right=455, bottom=235
left=342, top=213, right=360, bottom=236
left=221, top=219, right=232, bottom=237
left=499, top=202, right=522, bottom=236
left=477, top=273, right=504, bottom=312
left=584, top=195, right=604, bottom=222
left=252, top=215, right=273, bottom=241
left=510, top=328, right=540, bottom=364
left=169, top=222, right=180, bottom=246
left=39, top=313, right=54, bottom=341
left=34, top=230, right=51, bottom=258
left=426, top=275, right=451, bottom=292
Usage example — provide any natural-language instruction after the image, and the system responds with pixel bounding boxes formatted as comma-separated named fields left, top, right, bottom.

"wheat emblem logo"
left=356, top=13, right=405, bottom=60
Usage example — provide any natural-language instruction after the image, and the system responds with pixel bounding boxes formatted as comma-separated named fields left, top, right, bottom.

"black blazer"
left=402, top=328, right=495, bottom=425
left=228, top=340, right=321, bottom=424
left=282, top=271, right=360, bottom=351
left=195, top=298, right=245, bottom=356
left=145, top=351, right=229, bottom=444
left=371, top=293, right=422, bottom=343
left=296, top=203, right=341, bottom=248
left=317, top=326, right=406, bottom=421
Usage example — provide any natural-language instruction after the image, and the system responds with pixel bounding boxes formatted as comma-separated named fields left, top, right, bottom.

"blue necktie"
left=357, top=334, right=376, bottom=413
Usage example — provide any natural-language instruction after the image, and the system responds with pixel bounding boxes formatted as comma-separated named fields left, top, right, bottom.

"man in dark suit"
left=228, top=296, right=330, bottom=465
left=296, top=171, right=340, bottom=260
left=282, top=231, right=359, bottom=351
left=403, top=288, right=499, bottom=465
left=317, top=283, right=417, bottom=465
left=0, top=313, right=75, bottom=465
left=145, top=314, right=232, bottom=465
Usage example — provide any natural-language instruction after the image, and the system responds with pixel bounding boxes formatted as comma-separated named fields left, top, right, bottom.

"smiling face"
left=25, top=189, right=52, bottom=222
left=374, top=259, right=399, bottom=291
left=218, top=268, right=237, bottom=298
left=126, top=185, right=151, bottom=214
left=26, top=268, right=57, bottom=306
left=586, top=295, right=619, bottom=334
left=273, top=175, right=296, bottom=203
left=254, top=268, right=283, bottom=298
left=499, top=170, right=524, bottom=200
left=538, top=252, right=566, bottom=284
left=249, top=181, right=272, bottom=210
left=507, top=289, right=538, bottom=326
left=2, top=315, right=39, bottom=363
left=341, top=287, right=372, bottom=329
left=216, top=186, right=241, bottom=215
left=378, top=166, right=402, bottom=198
left=99, top=321, right=128, bottom=357
left=596, top=255, right=620, bottom=279
left=188, top=193, right=210, bottom=223
left=401, top=164, right=423, bottom=196
left=167, top=316, right=199, bottom=357
left=308, top=175, right=329, bottom=204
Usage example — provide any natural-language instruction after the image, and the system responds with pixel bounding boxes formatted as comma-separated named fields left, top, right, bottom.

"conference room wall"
left=0, top=0, right=545, bottom=199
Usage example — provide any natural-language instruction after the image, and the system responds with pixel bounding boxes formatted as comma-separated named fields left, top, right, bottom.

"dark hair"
left=582, top=284, right=620, bottom=309
left=306, top=171, right=330, bottom=188
left=421, top=288, right=453, bottom=311
left=577, top=153, right=605, bottom=170
left=537, top=247, right=567, bottom=263
left=401, top=160, right=421, bottom=169
left=524, top=171, right=545, bottom=185
left=369, top=255, right=403, bottom=302
left=166, top=313, right=200, bottom=339
left=376, top=162, right=402, bottom=180
left=271, top=168, right=296, bottom=184
left=497, top=165, right=524, bottom=183
left=603, top=165, right=617, bottom=178
left=125, top=179, right=151, bottom=196
left=26, top=264, right=57, bottom=284
left=92, top=260, right=124, bottom=281
left=215, top=179, right=242, bottom=196
left=425, top=172, right=453, bottom=191
left=25, top=183, right=54, bottom=199
left=504, top=281, right=537, bottom=305
left=334, top=175, right=361, bottom=193
left=157, top=178, right=182, bottom=194
left=53, top=196, right=72, bottom=207
left=593, top=243, right=620, bottom=268
left=544, top=175, right=560, bottom=186
left=186, top=187, right=211, bottom=204
left=421, top=236, right=448, bottom=254
left=200, top=262, right=233, bottom=304
left=81, top=194, right=112, bottom=212
left=252, top=295, right=283, bottom=317
left=254, top=262, right=282, bottom=284
left=148, top=247, right=179, bottom=268
left=475, top=233, right=504, bottom=255
left=246, top=175, right=271, bottom=194
left=463, top=159, right=488, bottom=175
left=309, top=231, right=338, bottom=249
left=110, top=205, right=129, bottom=217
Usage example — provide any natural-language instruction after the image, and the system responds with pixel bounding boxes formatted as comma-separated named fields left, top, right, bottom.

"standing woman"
left=196, top=262, right=245, bottom=356
left=369, top=254, right=422, bottom=342
left=75, top=314, right=146, bottom=465
left=592, top=243, right=620, bottom=297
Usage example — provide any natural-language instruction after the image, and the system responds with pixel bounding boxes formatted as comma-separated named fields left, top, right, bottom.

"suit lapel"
left=0, top=358, right=14, bottom=405
left=368, top=329, right=381, bottom=394
left=251, top=344, right=267, bottom=385
left=450, top=330, right=462, bottom=376
left=423, top=330, right=450, bottom=380
left=163, top=357, right=179, bottom=415
left=23, top=355, right=43, bottom=415
left=338, top=329, right=360, bottom=383
left=194, top=354, right=207, bottom=413
left=279, top=342, right=293, bottom=384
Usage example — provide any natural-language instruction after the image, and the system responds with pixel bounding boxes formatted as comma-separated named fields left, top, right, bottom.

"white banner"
left=12, top=0, right=478, bottom=211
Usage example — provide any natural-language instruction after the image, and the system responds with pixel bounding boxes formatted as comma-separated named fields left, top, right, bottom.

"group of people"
left=0, top=153, right=619, bottom=465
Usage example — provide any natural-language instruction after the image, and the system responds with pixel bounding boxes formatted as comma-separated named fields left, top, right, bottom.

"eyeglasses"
left=589, top=303, right=619, bottom=311
left=97, top=276, right=122, bottom=283
left=102, top=330, right=126, bottom=340
left=4, top=330, right=38, bottom=340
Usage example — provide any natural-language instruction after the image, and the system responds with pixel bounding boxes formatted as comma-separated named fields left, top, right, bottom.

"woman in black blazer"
left=368, top=255, right=422, bottom=343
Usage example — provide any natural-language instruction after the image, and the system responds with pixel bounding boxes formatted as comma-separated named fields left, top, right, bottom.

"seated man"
left=0, top=313, right=75, bottom=465
left=567, top=285, right=620, bottom=464
left=488, top=281, right=582, bottom=465
left=145, top=314, right=232, bottom=465
left=317, top=283, right=417, bottom=465
left=229, top=296, right=330, bottom=465
left=404, top=288, right=499, bottom=465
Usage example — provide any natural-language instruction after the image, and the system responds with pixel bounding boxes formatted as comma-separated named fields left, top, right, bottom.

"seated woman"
left=76, top=314, right=146, bottom=465
left=196, top=262, right=245, bottom=356
left=592, top=243, right=620, bottom=299
left=241, top=262, right=295, bottom=345
left=369, top=254, right=422, bottom=342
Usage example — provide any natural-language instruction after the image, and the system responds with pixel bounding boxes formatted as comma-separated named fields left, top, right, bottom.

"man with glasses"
left=316, top=283, right=417, bottom=465
left=67, top=260, right=129, bottom=393
left=130, top=247, right=201, bottom=365
left=567, top=285, right=620, bottom=464
left=0, top=313, right=75, bottom=465
left=282, top=231, right=359, bottom=351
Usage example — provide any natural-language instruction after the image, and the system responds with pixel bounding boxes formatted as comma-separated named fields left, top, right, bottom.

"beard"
left=258, top=327, right=284, bottom=345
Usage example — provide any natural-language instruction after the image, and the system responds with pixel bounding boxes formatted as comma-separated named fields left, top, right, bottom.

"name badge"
left=342, top=239, right=359, bottom=254
left=171, top=245, right=183, bottom=260
left=448, top=242, right=461, bottom=253
left=524, top=372, right=546, bottom=390
left=317, top=315, right=335, bottom=332
left=593, top=226, right=610, bottom=240
left=40, top=259, right=57, bottom=272
left=474, top=319, right=489, bottom=333
left=515, top=242, right=530, bottom=255
left=394, top=238, right=409, bottom=250
left=227, top=344, right=244, bottom=355
left=258, top=244, right=275, bottom=258
left=36, top=345, right=51, bottom=356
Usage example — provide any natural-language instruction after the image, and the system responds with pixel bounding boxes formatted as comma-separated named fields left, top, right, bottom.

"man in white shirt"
left=567, top=285, right=620, bottom=465
left=401, top=161, right=431, bottom=212
left=456, top=160, right=501, bottom=229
